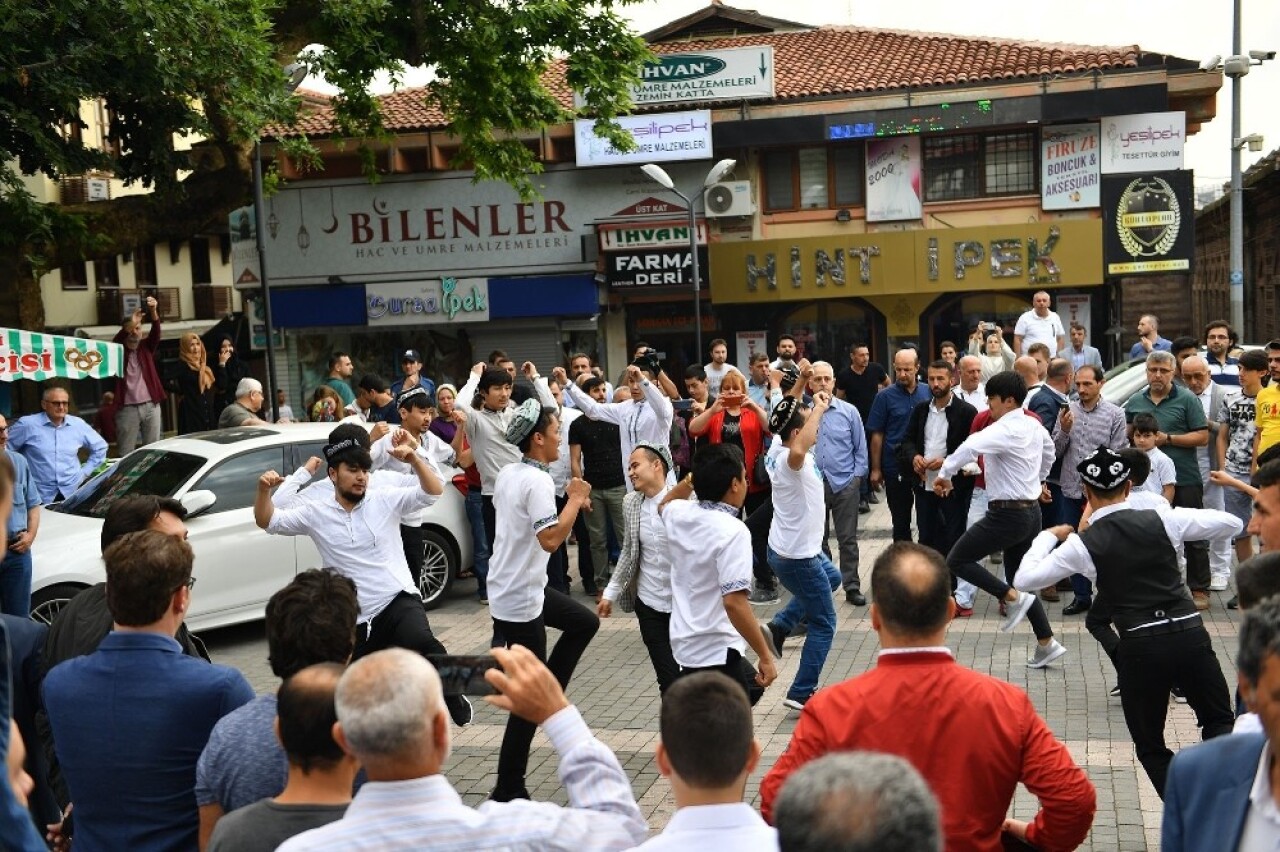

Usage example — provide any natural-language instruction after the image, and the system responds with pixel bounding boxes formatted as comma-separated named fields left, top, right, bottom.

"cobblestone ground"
left=204, top=500, right=1243, bottom=849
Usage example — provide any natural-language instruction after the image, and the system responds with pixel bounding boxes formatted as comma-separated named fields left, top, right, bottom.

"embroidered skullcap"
left=634, top=440, right=673, bottom=475
left=1077, top=447, right=1131, bottom=490
left=323, top=438, right=360, bottom=462
left=768, top=396, right=800, bottom=434
left=396, top=385, right=431, bottom=409
left=504, top=398, right=544, bottom=445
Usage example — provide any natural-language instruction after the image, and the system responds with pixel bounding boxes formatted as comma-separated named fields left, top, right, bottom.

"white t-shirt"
left=703, top=363, right=742, bottom=398
left=489, top=461, right=560, bottom=623
left=1137, top=447, right=1177, bottom=495
left=766, top=438, right=825, bottom=558
left=662, top=500, right=753, bottom=668
left=1014, top=310, right=1065, bottom=354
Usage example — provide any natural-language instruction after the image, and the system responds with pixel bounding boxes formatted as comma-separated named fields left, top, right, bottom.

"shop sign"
left=707, top=220, right=1103, bottom=304
left=865, top=137, right=922, bottom=223
left=260, top=162, right=720, bottom=286
left=599, top=221, right=705, bottom=250
left=607, top=247, right=707, bottom=288
left=735, top=330, right=768, bottom=369
left=1101, top=171, right=1193, bottom=275
left=366, top=278, right=490, bottom=325
left=229, top=205, right=261, bottom=288
left=579, top=47, right=774, bottom=107
left=1099, top=112, right=1185, bottom=174
left=575, top=110, right=712, bottom=168
left=1041, top=124, right=1100, bottom=210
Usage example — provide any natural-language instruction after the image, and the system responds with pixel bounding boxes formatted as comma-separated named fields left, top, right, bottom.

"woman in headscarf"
left=175, top=332, right=217, bottom=434
left=212, top=335, right=249, bottom=413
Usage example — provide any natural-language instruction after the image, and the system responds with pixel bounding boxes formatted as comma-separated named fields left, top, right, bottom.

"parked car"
left=28, top=424, right=473, bottom=628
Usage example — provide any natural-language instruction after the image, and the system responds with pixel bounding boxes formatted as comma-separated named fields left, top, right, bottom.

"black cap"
left=401, top=349, right=422, bottom=363
left=768, top=396, right=800, bottom=434
left=1077, top=447, right=1131, bottom=490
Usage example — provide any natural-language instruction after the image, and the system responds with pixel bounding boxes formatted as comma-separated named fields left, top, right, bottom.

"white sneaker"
left=1209, top=577, right=1231, bottom=592
left=1027, top=639, right=1067, bottom=669
left=999, top=591, right=1036, bottom=633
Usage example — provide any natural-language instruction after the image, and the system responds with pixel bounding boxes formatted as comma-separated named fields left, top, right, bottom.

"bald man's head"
left=1013, top=355, right=1040, bottom=387
left=870, top=543, right=952, bottom=638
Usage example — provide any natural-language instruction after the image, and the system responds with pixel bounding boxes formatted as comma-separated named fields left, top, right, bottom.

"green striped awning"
left=0, top=328, right=123, bottom=382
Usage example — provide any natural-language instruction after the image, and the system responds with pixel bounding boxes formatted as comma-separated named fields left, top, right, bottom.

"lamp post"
left=1204, top=9, right=1274, bottom=338
left=640, top=159, right=737, bottom=362
left=253, top=62, right=307, bottom=423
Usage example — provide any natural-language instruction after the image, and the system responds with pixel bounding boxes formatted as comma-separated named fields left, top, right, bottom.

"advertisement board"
left=1102, top=171, right=1194, bottom=275
left=1100, top=112, right=1185, bottom=174
left=1041, top=124, right=1100, bottom=210
left=865, top=136, right=922, bottom=223
left=575, top=110, right=712, bottom=168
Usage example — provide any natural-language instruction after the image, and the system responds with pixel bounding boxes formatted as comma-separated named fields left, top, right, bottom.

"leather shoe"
left=858, top=499, right=870, bottom=514
left=846, top=590, right=867, bottom=606
left=1039, top=585, right=1059, bottom=602
left=1062, top=598, right=1091, bottom=615
left=867, top=492, right=879, bottom=504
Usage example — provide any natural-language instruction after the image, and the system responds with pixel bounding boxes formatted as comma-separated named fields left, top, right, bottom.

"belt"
left=988, top=499, right=1037, bottom=509
left=1120, top=614, right=1202, bottom=638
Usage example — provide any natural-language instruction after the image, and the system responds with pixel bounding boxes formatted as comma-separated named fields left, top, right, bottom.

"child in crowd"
left=1130, top=413, right=1176, bottom=502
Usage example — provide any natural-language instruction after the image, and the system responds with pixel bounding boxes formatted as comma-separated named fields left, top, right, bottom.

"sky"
left=311, top=0, right=1280, bottom=198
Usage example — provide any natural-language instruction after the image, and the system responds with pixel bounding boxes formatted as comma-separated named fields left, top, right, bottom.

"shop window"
left=924, top=131, right=1037, bottom=202
left=779, top=300, right=875, bottom=365
left=61, top=261, right=88, bottom=291
left=763, top=145, right=865, bottom=212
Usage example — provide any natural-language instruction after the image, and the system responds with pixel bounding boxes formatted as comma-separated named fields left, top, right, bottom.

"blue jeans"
left=465, top=489, right=490, bottom=599
left=0, top=549, right=33, bottom=617
left=768, top=548, right=840, bottom=701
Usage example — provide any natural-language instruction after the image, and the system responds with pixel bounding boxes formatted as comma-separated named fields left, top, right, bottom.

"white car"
left=29, top=424, right=473, bottom=629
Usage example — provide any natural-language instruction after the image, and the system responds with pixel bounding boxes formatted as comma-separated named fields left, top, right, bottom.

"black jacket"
left=896, top=395, right=978, bottom=486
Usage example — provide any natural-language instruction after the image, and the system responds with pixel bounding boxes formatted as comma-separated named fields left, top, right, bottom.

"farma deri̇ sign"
left=626, top=47, right=775, bottom=105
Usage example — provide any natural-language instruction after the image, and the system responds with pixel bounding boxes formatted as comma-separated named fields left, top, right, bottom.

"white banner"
left=365, top=278, right=490, bottom=326
left=626, top=47, right=775, bottom=106
left=1100, top=111, right=1185, bottom=174
left=865, top=136, right=922, bottom=223
left=575, top=110, right=712, bottom=168
left=735, top=330, right=768, bottom=370
left=1055, top=294, right=1092, bottom=343
left=1041, top=124, right=1100, bottom=210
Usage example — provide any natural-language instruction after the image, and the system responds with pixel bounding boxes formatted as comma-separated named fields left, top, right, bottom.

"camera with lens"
left=779, top=365, right=801, bottom=393
left=631, top=348, right=662, bottom=375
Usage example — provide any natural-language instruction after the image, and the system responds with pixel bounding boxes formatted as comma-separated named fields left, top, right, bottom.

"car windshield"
left=50, top=450, right=207, bottom=518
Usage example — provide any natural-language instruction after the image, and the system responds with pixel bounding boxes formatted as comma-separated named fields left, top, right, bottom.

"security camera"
left=1199, top=54, right=1222, bottom=71
left=1249, top=50, right=1277, bottom=62
left=1248, top=134, right=1265, bottom=153
left=1224, top=55, right=1253, bottom=76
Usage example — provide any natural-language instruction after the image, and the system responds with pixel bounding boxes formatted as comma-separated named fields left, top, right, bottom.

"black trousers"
left=546, top=495, right=570, bottom=595
left=1085, top=595, right=1120, bottom=666
left=353, top=591, right=446, bottom=660
left=744, top=489, right=776, bottom=589
left=884, top=472, right=916, bottom=541
left=946, top=504, right=1054, bottom=640
left=491, top=588, right=600, bottom=800
left=915, top=481, right=972, bottom=557
left=1115, top=624, right=1234, bottom=798
left=675, top=647, right=752, bottom=701
left=400, top=524, right=425, bottom=591
left=572, top=508, right=596, bottom=593
left=1173, top=484, right=1210, bottom=592
left=634, top=597, right=679, bottom=693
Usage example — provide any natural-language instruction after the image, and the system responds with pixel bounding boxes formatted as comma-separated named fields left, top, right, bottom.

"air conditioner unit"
left=705, top=181, right=755, bottom=218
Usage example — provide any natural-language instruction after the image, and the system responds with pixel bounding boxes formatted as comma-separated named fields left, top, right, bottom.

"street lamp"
left=253, top=61, right=307, bottom=422
left=639, top=158, right=737, bottom=360
left=1202, top=8, right=1274, bottom=338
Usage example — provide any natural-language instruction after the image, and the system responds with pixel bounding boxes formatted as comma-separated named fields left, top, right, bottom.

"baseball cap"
left=401, top=349, right=422, bottom=363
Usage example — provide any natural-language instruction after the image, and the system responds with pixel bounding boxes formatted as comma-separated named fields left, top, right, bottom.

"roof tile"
left=281, top=25, right=1141, bottom=137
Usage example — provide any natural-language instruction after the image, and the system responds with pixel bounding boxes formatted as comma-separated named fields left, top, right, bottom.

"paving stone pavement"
left=202, top=498, right=1245, bottom=849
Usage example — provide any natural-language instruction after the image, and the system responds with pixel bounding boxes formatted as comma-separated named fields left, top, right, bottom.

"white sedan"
left=29, top=423, right=473, bottom=629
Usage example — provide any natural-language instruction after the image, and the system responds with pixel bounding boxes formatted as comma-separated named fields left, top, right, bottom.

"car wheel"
left=419, top=529, right=457, bottom=611
left=30, top=583, right=88, bottom=626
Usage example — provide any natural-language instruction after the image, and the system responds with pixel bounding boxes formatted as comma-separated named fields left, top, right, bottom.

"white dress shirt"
left=1239, top=741, right=1280, bottom=852
left=565, top=378, right=674, bottom=490
left=549, top=407, right=580, bottom=496
left=922, top=399, right=950, bottom=489
left=955, top=383, right=988, bottom=412
left=634, top=489, right=673, bottom=612
left=938, top=410, right=1054, bottom=501
left=1013, top=501, right=1242, bottom=592
left=266, top=480, right=437, bottom=623
left=369, top=432, right=449, bottom=526
left=631, top=803, right=777, bottom=852
left=277, top=706, right=647, bottom=852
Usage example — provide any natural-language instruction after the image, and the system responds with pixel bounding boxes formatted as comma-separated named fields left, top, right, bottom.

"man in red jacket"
left=113, top=296, right=167, bottom=454
left=760, top=540, right=1095, bottom=852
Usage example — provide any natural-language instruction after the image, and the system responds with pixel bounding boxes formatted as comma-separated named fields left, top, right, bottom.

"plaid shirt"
left=605, top=489, right=646, bottom=613
left=1053, top=397, right=1129, bottom=500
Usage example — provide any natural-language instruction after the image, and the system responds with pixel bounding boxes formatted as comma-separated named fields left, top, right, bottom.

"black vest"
left=1080, top=508, right=1197, bottom=630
